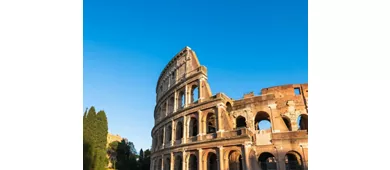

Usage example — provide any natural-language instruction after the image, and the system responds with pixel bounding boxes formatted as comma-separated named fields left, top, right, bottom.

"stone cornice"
left=151, top=134, right=251, bottom=156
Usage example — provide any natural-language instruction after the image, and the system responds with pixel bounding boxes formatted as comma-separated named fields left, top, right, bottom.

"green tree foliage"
left=83, top=107, right=108, bottom=170
left=115, top=139, right=144, bottom=170
left=83, top=106, right=151, bottom=170
left=107, top=141, right=119, bottom=169
left=140, top=149, right=151, bottom=170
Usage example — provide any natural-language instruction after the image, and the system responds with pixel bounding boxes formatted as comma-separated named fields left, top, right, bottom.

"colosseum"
left=151, top=46, right=308, bottom=170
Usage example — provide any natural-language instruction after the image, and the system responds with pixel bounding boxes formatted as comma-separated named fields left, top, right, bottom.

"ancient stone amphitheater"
left=151, top=47, right=308, bottom=170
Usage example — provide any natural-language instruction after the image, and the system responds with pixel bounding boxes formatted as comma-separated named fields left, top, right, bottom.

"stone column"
left=275, top=146, right=285, bottom=170
left=161, top=155, right=164, bottom=170
left=197, top=110, right=203, bottom=140
left=173, top=91, right=178, bottom=113
left=198, top=149, right=203, bottom=170
left=171, top=120, right=176, bottom=146
left=165, top=101, right=169, bottom=116
left=300, top=143, right=308, bottom=170
left=183, top=116, right=188, bottom=143
left=217, top=146, right=224, bottom=170
left=243, top=142, right=257, bottom=170
left=268, top=104, right=278, bottom=133
left=184, top=84, right=188, bottom=107
left=198, top=77, right=205, bottom=102
left=216, top=103, right=226, bottom=134
left=182, top=151, right=187, bottom=170
left=171, top=152, right=175, bottom=170
left=162, top=126, right=166, bottom=148
left=150, top=158, right=154, bottom=170
left=287, top=100, right=299, bottom=131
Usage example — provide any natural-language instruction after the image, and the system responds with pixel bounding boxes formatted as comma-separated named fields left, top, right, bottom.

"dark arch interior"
left=254, top=111, right=271, bottom=130
left=226, top=102, right=232, bottom=113
left=189, top=117, right=198, bottom=137
left=164, top=158, right=170, bottom=170
left=157, top=159, right=162, bottom=169
left=169, top=97, right=174, bottom=113
left=176, top=121, right=183, bottom=140
left=191, top=85, right=199, bottom=103
left=285, top=152, right=303, bottom=170
left=228, top=151, right=243, bottom=170
left=166, top=125, right=172, bottom=142
left=153, top=135, right=157, bottom=150
left=298, top=114, right=308, bottom=132
left=258, top=152, right=276, bottom=170
left=236, top=116, right=247, bottom=128
left=175, top=155, right=182, bottom=170
left=159, top=129, right=164, bottom=145
left=189, top=154, right=197, bottom=170
left=208, top=152, right=218, bottom=170
left=206, top=112, right=217, bottom=134
left=283, top=116, right=292, bottom=131
left=162, top=103, right=167, bottom=116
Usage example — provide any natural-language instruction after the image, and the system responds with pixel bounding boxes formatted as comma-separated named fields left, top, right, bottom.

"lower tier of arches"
left=151, top=145, right=308, bottom=170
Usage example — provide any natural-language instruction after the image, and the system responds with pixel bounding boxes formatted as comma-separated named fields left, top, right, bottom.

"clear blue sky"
left=83, top=0, right=307, bottom=151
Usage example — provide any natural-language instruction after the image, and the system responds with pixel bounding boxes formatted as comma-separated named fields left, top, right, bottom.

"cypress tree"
left=94, top=110, right=108, bottom=170
left=84, top=106, right=97, bottom=170
left=83, top=107, right=110, bottom=170
left=139, top=149, right=144, bottom=160
left=139, top=149, right=144, bottom=170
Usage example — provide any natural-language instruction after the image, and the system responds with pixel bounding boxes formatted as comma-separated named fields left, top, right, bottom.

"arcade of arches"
left=151, top=47, right=308, bottom=170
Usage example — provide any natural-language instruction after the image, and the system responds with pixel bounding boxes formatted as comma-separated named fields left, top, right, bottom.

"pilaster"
left=198, top=149, right=203, bottom=170
left=183, top=116, right=188, bottom=143
left=217, top=146, right=224, bottom=170
left=171, top=120, right=175, bottom=146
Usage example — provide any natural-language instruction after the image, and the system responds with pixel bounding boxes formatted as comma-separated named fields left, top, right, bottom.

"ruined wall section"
left=261, top=84, right=308, bottom=131
left=227, top=84, right=308, bottom=138
left=261, top=84, right=308, bottom=112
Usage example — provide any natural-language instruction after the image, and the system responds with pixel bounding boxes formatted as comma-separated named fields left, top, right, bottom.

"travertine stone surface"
left=151, top=47, right=308, bottom=170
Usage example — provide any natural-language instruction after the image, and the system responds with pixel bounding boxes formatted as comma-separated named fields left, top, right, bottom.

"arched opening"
left=164, top=157, right=170, bottom=170
left=152, top=135, right=157, bottom=151
left=298, top=114, right=308, bottom=132
left=226, top=102, right=232, bottom=113
left=189, top=117, right=198, bottom=137
left=254, top=111, right=271, bottom=130
left=159, top=107, right=163, bottom=119
left=169, top=97, right=175, bottom=114
left=157, top=158, right=162, bottom=170
left=179, top=91, right=185, bottom=109
left=285, top=151, right=303, bottom=170
left=207, top=152, right=218, bottom=170
left=191, top=85, right=199, bottom=103
left=176, top=121, right=183, bottom=141
left=236, top=116, right=247, bottom=129
left=228, top=150, right=243, bottom=170
left=162, top=102, right=167, bottom=116
left=282, top=116, right=292, bottom=131
left=258, top=152, right=277, bottom=170
left=172, top=71, right=176, bottom=82
left=188, top=154, right=198, bottom=170
left=159, top=129, right=164, bottom=146
left=175, top=155, right=182, bottom=170
left=166, top=125, right=172, bottom=143
left=206, top=112, right=217, bottom=134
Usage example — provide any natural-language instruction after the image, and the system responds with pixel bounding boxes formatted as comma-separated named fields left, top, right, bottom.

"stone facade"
left=107, top=133, right=123, bottom=169
left=151, top=46, right=308, bottom=170
left=107, top=133, right=123, bottom=147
